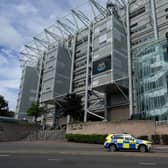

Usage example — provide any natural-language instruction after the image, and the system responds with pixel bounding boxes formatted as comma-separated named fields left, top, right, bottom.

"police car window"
left=125, top=136, right=135, bottom=140
left=113, top=135, right=124, bottom=139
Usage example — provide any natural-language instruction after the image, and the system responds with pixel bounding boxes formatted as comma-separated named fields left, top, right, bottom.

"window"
left=165, top=8, right=168, bottom=12
left=166, top=15, right=168, bottom=19
left=100, top=28, right=106, bottom=33
left=48, top=66, right=53, bottom=69
left=49, top=56, right=54, bottom=59
left=99, top=34, right=107, bottom=44
left=132, top=34, right=153, bottom=46
left=130, top=23, right=138, bottom=28
left=130, top=6, right=145, bottom=19
left=76, top=50, right=81, bottom=54
left=113, top=135, right=124, bottom=139
left=131, top=24, right=147, bottom=34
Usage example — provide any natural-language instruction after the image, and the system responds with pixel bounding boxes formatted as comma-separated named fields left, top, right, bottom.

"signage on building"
left=93, top=55, right=111, bottom=75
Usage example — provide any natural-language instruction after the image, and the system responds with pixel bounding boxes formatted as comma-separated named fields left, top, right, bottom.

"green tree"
left=27, top=102, right=44, bottom=124
left=0, top=95, right=9, bottom=116
left=62, top=93, right=84, bottom=122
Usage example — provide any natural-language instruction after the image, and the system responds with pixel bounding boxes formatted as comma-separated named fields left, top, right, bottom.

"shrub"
left=161, top=135, right=168, bottom=145
left=137, top=135, right=149, bottom=140
left=65, top=134, right=107, bottom=144
left=151, top=135, right=160, bottom=144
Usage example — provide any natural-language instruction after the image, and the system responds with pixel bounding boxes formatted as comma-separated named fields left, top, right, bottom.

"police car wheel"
left=139, top=145, right=147, bottom=153
left=109, top=144, right=117, bottom=152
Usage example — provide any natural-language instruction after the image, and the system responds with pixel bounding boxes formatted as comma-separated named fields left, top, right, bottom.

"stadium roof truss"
left=20, top=0, right=127, bottom=67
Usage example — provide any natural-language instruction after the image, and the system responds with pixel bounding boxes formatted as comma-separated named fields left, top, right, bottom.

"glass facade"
left=134, top=40, right=168, bottom=120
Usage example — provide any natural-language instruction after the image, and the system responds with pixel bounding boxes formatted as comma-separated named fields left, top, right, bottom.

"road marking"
left=0, top=155, right=9, bottom=157
left=48, top=158, right=63, bottom=161
left=139, top=162, right=157, bottom=166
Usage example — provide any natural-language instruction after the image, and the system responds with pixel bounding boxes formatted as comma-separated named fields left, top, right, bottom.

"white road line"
left=48, top=159, right=63, bottom=161
left=0, top=155, right=9, bottom=157
left=139, top=162, right=157, bottom=166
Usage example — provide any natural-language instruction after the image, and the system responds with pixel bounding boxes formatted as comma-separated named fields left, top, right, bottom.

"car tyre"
left=139, top=145, right=147, bottom=153
left=109, top=144, right=117, bottom=152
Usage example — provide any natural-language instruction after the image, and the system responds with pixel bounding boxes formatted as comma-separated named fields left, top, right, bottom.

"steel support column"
left=126, top=3, right=133, bottom=118
left=104, top=93, right=108, bottom=121
left=67, top=35, right=77, bottom=124
left=151, top=0, right=159, bottom=40
left=84, top=25, right=92, bottom=122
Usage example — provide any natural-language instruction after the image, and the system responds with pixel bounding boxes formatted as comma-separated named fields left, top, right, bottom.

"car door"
left=123, top=137, right=136, bottom=150
left=123, top=137, right=130, bottom=149
left=113, top=135, right=124, bottom=150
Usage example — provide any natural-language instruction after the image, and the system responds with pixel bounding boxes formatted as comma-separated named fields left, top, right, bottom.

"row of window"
left=130, top=6, right=146, bottom=19
left=74, top=60, right=87, bottom=69
left=76, top=36, right=88, bottom=46
left=73, top=68, right=86, bottom=76
left=131, top=34, right=153, bottom=46
left=137, top=46, right=156, bottom=57
left=138, top=79, right=164, bottom=93
left=142, top=95, right=167, bottom=111
left=131, top=24, right=147, bottom=35
left=73, top=81, right=86, bottom=89
left=138, top=65, right=162, bottom=79
left=94, top=20, right=112, bottom=34
left=75, top=51, right=87, bottom=59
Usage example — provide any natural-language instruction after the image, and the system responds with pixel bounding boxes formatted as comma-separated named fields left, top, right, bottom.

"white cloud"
left=0, top=17, right=23, bottom=49
left=0, top=79, right=19, bottom=91
left=0, top=56, right=8, bottom=65
left=0, top=48, right=21, bottom=111
left=0, top=71, right=21, bottom=111
left=15, top=3, right=38, bottom=15
left=0, top=66, right=21, bottom=80
left=0, top=0, right=90, bottom=111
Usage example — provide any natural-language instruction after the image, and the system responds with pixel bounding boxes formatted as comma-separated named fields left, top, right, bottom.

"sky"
left=0, top=0, right=86, bottom=111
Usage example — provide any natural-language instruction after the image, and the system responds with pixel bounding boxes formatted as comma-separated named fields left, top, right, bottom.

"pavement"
left=0, top=141, right=168, bottom=168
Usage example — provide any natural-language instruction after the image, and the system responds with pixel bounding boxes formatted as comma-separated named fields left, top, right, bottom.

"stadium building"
left=16, top=0, right=168, bottom=126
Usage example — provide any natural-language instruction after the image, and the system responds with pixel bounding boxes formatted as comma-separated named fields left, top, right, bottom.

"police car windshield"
left=126, top=135, right=136, bottom=140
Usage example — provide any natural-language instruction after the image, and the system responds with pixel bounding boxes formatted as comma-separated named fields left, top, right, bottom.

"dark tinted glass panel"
left=93, top=55, right=111, bottom=75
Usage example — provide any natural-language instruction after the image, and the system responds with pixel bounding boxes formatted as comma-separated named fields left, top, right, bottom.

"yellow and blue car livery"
left=104, top=134, right=152, bottom=152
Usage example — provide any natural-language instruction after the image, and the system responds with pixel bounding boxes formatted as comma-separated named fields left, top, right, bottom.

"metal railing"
left=156, top=120, right=168, bottom=126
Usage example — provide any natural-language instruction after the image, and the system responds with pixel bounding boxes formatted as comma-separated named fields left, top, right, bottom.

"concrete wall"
left=156, top=125, right=168, bottom=135
left=66, top=120, right=168, bottom=137
left=0, top=122, right=35, bottom=142
left=108, top=105, right=129, bottom=121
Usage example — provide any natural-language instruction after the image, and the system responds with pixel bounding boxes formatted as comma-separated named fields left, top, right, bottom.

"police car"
left=104, top=134, right=152, bottom=152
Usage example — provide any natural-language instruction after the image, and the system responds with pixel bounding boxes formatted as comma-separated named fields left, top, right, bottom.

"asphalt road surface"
left=0, top=141, right=168, bottom=168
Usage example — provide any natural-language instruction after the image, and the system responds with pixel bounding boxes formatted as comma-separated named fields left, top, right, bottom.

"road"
left=0, top=141, right=168, bottom=168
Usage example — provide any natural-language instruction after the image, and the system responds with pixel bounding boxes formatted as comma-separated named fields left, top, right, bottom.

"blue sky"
left=0, top=0, right=85, bottom=110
